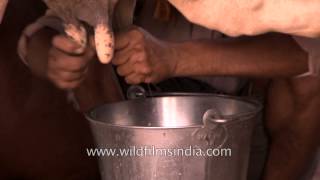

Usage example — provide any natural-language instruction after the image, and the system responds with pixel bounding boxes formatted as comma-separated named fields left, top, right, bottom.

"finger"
left=116, top=61, right=135, bottom=76
left=144, top=73, right=163, bottom=84
left=52, top=35, right=82, bottom=54
left=117, top=63, right=151, bottom=77
left=116, top=52, right=151, bottom=76
left=112, top=47, right=139, bottom=66
left=132, top=58, right=152, bottom=75
left=48, top=69, right=87, bottom=82
left=53, top=78, right=84, bottom=90
left=53, top=35, right=95, bottom=60
left=49, top=48, right=90, bottom=72
left=144, top=76, right=155, bottom=84
left=125, top=73, right=146, bottom=85
left=112, top=49, right=130, bottom=66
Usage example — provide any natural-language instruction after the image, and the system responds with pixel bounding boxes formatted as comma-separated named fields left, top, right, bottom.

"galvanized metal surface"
left=87, top=95, right=262, bottom=180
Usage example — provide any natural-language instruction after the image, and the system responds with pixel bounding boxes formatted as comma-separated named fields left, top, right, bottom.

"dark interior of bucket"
left=87, top=96, right=259, bottom=128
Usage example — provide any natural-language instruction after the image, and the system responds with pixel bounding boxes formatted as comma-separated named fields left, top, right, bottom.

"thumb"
left=52, top=35, right=82, bottom=54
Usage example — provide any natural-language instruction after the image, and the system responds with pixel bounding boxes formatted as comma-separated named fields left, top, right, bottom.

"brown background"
left=0, top=1, right=100, bottom=179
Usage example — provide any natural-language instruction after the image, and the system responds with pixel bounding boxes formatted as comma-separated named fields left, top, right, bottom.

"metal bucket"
left=86, top=94, right=262, bottom=180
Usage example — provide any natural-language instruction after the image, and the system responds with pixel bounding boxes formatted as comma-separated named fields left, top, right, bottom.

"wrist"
left=172, top=40, right=223, bottom=77
left=169, top=41, right=208, bottom=77
left=167, top=41, right=191, bottom=77
left=166, top=42, right=180, bottom=77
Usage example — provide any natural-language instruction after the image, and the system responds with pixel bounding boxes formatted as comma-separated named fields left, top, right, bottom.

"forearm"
left=26, top=28, right=58, bottom=78
left=171, top=34, right=308, bottom=78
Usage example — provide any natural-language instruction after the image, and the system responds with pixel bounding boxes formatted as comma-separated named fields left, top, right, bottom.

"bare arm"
left=113, top=28, right=308, bottom=84
left=172, top=33, right=308, bottom=78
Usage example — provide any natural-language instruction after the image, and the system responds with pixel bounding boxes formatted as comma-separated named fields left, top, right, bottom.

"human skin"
left=263, top=76, right=320, bottom=180
left=26, top=28, right=95, bottom=89
left=113, top=27, right=308, bottom=84
left=26, top=28, right=124, bottom=111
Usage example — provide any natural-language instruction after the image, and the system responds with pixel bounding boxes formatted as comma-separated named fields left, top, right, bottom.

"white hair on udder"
left=43, top=0, right=118, bottom=63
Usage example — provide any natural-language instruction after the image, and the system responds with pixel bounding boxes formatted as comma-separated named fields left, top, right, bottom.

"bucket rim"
left=85, top=94, right=263, bottom=129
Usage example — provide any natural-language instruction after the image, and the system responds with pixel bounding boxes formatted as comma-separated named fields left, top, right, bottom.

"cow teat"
left=43, top=0, right=119, bottom=63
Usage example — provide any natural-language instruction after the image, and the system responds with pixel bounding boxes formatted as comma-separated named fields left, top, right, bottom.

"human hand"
left=46, top=35, right=95, bottom=89
left=113, top=26, right=178, bottom=84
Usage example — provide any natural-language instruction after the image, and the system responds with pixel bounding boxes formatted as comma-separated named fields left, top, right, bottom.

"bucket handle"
left=126, top=85, right=147, bottom=100
left=193, top=108, right=229, bottom=149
